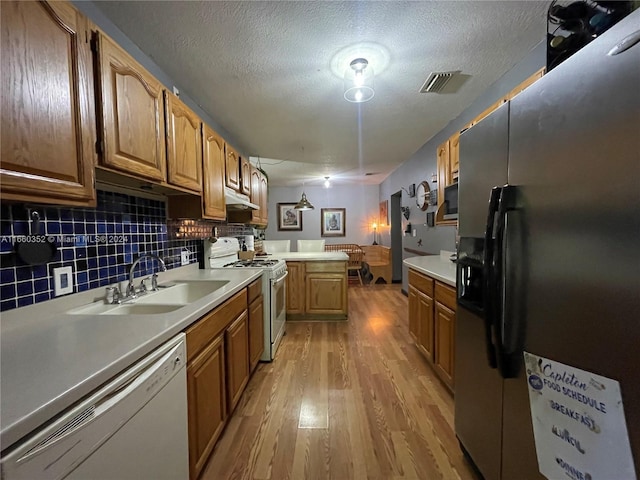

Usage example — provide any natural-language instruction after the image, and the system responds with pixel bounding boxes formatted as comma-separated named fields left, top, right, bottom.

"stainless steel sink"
left=67, top=279, right=230, bottom=315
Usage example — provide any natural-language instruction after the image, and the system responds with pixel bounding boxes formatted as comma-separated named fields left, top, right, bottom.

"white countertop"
left=403, top=251, right=457, bottom=287
left=0, top=265, right=262, bottom=449
left=271, top=251, right=349, bottom=261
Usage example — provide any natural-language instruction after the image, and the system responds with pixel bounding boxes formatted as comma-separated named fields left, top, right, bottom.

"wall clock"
left=416, top=181, right=430, bottom=211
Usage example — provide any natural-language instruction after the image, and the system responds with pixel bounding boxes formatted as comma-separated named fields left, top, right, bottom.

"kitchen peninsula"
left=272, top=251, right=349, bottom=320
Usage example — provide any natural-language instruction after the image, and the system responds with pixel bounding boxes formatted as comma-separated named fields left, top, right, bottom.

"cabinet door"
left=249, top=296, right=264, bottom=372
left=94, top=32, right=166, bottom=181
left=260, top=173, right=268, bottom=224
left=249, top=165, right=267, bottom=226
left=305, top=273, right=348, bottom=315
left=165, top=91, right=203, bottom=193
left=286, top=262, right=305, bottom=314
left=417, top=290, right=434, bottom=362
left=449, top=133, right=460, bottom=182
left=225, top=144, right=240, bottom=191
left=408, top=286, right=420, bottom=342
left=1, top=1, right=96, bottom=206
left=436, top=139, right=450, bottom=210
left=202, top=124, right=226, bottom=220
left=187, top=334, right=226, bottom=480
left=240, top=156, right=251, bottom=196
left=225, top=311, right=249, bottom=413
left=435, top=301, right=455, bottom=388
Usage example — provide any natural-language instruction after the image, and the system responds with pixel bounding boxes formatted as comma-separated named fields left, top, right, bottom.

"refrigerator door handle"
left=493, top=185, right=519, bottom=379
left=482, top=186, right=502, bottom=369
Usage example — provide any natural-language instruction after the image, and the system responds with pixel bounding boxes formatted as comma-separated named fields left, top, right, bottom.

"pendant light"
left=294, top=190, right=314, bottom=211
left=344, top=58, right=374, bottom=103
left=294, top=147, right=315, bottom=210
left=294, top=175, right=314, bottom=211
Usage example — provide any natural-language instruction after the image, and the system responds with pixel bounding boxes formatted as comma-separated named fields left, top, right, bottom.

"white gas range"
left=205, top=238, right=287, bottom=362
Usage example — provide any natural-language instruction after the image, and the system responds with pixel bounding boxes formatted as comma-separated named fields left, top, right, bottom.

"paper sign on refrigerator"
left=524, top=352, right=636, bottom=480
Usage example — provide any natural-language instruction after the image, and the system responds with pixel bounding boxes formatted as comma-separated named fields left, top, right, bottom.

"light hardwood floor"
left=201, top=285, right=480, bottom=480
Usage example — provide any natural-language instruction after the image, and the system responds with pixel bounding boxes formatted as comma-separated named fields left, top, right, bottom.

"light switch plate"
left=53, top=266, right=73, bottom=296
left=181, top=250, right=190, bottom=266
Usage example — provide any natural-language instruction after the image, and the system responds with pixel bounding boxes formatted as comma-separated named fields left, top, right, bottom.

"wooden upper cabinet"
left=0, top=1, right=96, bottom=206
left=249, top=165, right=268, bottom=226
left=202, top=124, right=226, bottom=220
left=259, top=173, right=268, bottom=224
left=164, top=91, right=203, bottom=193
left=240, top=157, right=251, bottom=196
left=449, top=133, right=460, bottom=182
left=225, top=145, right=240, bottom=191
left=472, top=98, right=506, bottom=128
left=506, top=67, right=545, bottom=101
left=93, top=30, right=166, bottom=182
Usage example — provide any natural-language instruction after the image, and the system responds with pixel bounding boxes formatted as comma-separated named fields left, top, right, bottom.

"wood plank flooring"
left=201, top=285, right=480, bottom=480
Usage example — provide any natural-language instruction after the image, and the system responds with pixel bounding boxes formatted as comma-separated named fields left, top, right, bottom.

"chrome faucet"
left=126, top=254, right=167, bottom=298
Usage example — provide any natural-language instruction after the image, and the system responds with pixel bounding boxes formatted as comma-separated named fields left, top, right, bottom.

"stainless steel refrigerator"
left=454, top=9, right=640, bottom=480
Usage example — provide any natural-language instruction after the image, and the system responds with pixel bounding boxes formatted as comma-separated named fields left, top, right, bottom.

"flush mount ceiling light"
left=324, top=176, right=331, bottom=188
left=344, top=58, right=374, bottom=103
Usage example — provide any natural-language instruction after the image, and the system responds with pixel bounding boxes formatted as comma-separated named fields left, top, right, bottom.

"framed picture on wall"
left=321, top=208, right=345, bottom=237
left=379, top=200, right=388, bottom=226
left=277, top=203, right=303, bottom=231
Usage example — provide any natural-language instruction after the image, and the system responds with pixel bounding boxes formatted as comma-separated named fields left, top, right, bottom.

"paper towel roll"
left=245, top=235, right=255, bottom=251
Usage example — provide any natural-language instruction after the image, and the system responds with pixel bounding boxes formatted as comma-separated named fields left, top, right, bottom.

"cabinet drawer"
left=247, top=279, right=262, bottom=304
left=408, top=269, right=434, bottom=296
left=305, top=261, right=346, bottom=273
left=186, top=290, right=247, bottom=361
left=435, top=282, right=456, bottom=310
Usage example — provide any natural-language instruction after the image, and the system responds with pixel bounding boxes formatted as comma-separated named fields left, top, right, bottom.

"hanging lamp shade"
left=294, top=191, right=314, bottom=211
left=344, top=58, right=374, bottom=103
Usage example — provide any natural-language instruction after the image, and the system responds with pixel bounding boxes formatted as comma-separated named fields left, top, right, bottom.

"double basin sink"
left=68, top=280, right=229, bottom=316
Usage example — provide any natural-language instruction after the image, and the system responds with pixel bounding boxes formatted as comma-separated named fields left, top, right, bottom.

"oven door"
left=269, top=270, right=288, bottom=360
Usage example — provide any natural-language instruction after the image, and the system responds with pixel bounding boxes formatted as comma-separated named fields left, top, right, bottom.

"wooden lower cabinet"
left=306, top=273, right=347, bottom=315
left=186, top=334, right=226, bottom=480
left=225, top=311, right=249, bottom=413
left=435, top=301, right=455, bottom=387
left=286, top=261, right=348, bottom=320
left=248, top=291, right=264, bottom=372
left=285, top=261, right=305, bottom=315
left=184, top=288, right=253, bottom=479
left=409, top=286, right=434, bottom=362
left=408, top=268, right=456, bottom=392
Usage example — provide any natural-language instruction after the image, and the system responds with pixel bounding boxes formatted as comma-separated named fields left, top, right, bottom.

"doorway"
left=390, top=191, right=403, bottom=282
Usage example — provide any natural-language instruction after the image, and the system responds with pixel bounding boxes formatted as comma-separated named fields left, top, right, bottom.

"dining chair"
left=297, top=239, right=326, bottom=252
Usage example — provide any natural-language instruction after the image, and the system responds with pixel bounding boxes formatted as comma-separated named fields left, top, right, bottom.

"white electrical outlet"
left=412, top=229, right=417, bottom=237
left=53, top=266, right=73, bottom=296
left=181, top=250, right=190, bottom=266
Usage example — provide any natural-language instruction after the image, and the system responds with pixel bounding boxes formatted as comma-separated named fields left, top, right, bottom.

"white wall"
left=265, top=185, right=379, bottom=248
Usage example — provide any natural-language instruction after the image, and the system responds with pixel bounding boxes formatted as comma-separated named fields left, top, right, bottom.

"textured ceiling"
left=93, top=1, right=549, bottom=187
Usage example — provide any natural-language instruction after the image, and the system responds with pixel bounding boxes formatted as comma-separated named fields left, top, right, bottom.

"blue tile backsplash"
left=0, top=190, right=206, bottom=312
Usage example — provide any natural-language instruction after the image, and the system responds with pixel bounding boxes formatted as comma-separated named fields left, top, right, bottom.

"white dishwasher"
left=1, top=333, right=189, bottom=480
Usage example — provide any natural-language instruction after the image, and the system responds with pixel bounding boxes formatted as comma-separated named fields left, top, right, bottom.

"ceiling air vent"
left=420, top=71, right=461, bottom=94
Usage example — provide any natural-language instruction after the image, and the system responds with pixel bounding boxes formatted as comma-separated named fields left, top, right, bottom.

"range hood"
left=225, top=187, right=259, bottom=210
